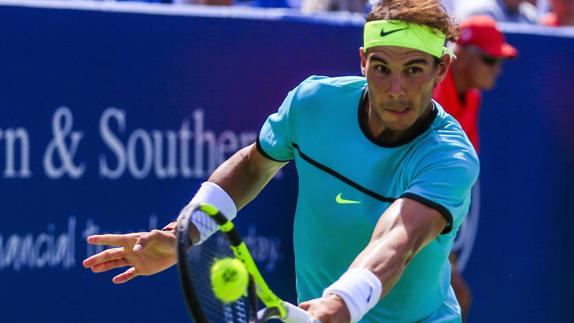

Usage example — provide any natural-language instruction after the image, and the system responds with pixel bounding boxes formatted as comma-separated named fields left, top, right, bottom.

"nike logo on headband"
left=380, top=27, right=407, bottom=37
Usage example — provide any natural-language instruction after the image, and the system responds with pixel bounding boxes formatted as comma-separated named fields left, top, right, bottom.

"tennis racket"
left=176, top=203, right=320, bottom=323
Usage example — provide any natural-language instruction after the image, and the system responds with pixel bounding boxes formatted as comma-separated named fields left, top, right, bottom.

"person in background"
left=301, top=0, right=368, bottom=14
left=540, top=0, right=574, bottom=25
left=174, top=0, right=233, bottom=5
left=455, top=0, right=538, bottom=23
left=175, top=0, right=297, bottom=9
left=432, top=15, right=517, bottom=320
left=441, top=0, right=457, bottom=14
left=251, top=0, right=294, bottom=8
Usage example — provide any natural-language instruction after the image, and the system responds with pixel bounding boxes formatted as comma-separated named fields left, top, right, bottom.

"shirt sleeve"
left=257, top=88, right=297, bottom=162
left=400, top=147, right=479, bottom=234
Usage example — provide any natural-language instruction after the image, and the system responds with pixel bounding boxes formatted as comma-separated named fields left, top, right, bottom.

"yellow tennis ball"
left=210, top=257, right=249, bottom=304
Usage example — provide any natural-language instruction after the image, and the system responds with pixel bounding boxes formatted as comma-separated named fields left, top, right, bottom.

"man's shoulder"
left=409, top=127, right=479, bottom=187
left=295, top=75, right=365, bottom=94
left=289, top=75, right=365, bottom=107
left=414, top=104, right=479, bottom=168
left=433, top=105, right=474, bottom=145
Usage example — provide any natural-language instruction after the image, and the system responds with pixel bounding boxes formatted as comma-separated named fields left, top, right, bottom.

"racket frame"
left=177, top=203, right=288, bottom=322
left=199, top=204, right=288, bottom=319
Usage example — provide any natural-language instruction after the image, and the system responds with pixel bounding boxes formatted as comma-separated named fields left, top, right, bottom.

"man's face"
left=461, top=46, right=503, bottom=90
left=360, top=46, right=447, bottom=131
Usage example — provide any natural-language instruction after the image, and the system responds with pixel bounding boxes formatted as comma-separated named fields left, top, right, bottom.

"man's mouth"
left=384, top=108, right=411, bottom=116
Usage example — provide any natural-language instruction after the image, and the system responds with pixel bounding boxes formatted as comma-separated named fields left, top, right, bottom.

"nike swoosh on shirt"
left=380, top=27, right=407, bottom=37
left=335, top=193, right=361, bottom=204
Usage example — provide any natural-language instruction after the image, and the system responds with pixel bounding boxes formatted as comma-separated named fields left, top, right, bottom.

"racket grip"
left=282, top=302, right=322, bottom=323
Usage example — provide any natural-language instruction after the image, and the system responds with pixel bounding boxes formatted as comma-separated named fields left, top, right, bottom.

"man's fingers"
left=132, top=230, right=163, bottom=253
left=82, top=247, right=125, bottom=268
left=86, top=233, right=142, bottom=246
left=91, top=258, right=130, bottom=273
left=113, top=267, right=138, bottom=284
left=299, top=301, right=311, bottom=311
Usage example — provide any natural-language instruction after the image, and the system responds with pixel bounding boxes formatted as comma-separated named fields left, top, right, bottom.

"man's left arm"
left=300, top=197, right=447, bottom=323
left=302, top=141, right=479, bottom=322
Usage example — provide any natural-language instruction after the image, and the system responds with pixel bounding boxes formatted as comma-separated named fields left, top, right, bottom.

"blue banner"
left=0, top=3, right=362, bottom=322
left=464, top=25, right=574, bottom=322
left=0, top=2, right=572, bottom=322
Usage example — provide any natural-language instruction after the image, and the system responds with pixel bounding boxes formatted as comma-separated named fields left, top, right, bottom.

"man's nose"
left=387, top=75, right=405, bottom=99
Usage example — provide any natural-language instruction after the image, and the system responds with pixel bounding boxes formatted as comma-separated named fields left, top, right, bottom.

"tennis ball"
left=210, top=257, right=249, bottom=303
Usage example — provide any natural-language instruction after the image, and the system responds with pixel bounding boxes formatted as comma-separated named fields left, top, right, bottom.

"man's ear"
left=435, top=54, right=451, bottom=86
left=359, top=47, right=367, bottom=76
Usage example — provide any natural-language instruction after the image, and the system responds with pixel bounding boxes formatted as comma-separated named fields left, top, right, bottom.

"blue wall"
left=0, top=3, right=572, bottom=322
left=465, top=28, right=574, bottom=322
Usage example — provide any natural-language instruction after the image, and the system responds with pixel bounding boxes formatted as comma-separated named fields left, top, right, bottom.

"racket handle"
left=282, top=302, right=322, bottom=323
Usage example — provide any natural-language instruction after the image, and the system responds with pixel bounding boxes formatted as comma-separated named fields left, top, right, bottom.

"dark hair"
left=367, top=0, right=458, bottom=42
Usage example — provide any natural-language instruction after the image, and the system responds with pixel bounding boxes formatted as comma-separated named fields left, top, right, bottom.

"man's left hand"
left=299, top=293, right=351, bottom=323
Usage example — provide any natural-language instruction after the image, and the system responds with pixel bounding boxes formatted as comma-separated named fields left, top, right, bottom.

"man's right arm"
left=206, top=142, right=288, bottom=210
left=165, top=143, right=287, bottom=242
left=83, top=142, right=287, bottom=283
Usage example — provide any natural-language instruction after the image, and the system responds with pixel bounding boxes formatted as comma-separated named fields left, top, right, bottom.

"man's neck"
left=364, top=101, right=435, bottom=146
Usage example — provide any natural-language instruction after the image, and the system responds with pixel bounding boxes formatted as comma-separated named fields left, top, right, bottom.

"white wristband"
left=178, top=182, right=237, bottom=244
left=323, top=268, right=382, bottom=323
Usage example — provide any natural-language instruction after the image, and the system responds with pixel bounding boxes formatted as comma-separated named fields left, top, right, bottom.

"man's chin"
left=384, top=122, right=413, bottom=132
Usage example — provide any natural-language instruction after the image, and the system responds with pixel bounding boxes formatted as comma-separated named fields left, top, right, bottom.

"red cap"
left=456, top=16, right=518, bottom=58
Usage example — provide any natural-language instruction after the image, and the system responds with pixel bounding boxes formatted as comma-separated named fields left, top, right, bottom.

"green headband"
left=364, top=20, right=448, bottom=58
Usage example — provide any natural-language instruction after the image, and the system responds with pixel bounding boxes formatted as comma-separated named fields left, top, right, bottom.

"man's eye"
left=405, top=67, right=423, bottom=75
left=375, top=65, right=390, bottom=74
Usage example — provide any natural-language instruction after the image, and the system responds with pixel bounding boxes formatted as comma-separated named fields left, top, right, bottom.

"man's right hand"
left=82, top=229, right=177, bottom=284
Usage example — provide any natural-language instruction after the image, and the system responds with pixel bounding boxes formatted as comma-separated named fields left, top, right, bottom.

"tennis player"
left=83, top=1, right=479, bottom=322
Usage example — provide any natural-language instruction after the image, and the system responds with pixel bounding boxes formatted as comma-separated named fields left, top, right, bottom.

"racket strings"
left=190, top=209, right=220, bottom=243
left=233, top=298, right=249, bottom=322
left=187, top=231, right=254, bottom=323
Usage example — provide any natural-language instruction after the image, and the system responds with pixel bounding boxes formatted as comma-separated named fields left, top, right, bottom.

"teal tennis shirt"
left=257, top=76, right=479, bottom=322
